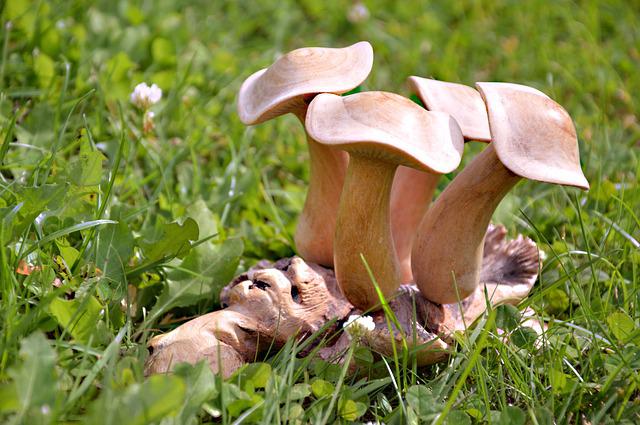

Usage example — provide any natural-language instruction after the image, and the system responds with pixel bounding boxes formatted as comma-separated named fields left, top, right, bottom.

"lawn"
left=1, top=0, right=639, bottom=423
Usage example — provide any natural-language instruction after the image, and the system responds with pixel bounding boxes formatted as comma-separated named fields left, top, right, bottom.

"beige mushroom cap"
left=305, top=91, right=464, bottom=174
left=408, top=77, right=491, bottom=142
left=476, top=82, right=589, bottom=189
left=237, top=41, right=374, bottom=125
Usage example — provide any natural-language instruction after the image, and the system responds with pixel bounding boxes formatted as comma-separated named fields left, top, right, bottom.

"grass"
left=0, top=0, right=639, bottom=423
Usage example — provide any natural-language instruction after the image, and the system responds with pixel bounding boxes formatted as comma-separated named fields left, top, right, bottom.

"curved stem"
left=293, top=112, right=349, bottom=267
left=334, top=155, right=400, bottom=310
left=390, top=166, right=440, bottom=283
left=412, top=144, right=521, bottom=304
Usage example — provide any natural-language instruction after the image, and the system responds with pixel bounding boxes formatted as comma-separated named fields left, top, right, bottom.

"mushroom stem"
left=390, top=167, right=440, bottom=283
left=293, top=112, right=349, bottom=267
left=334, top=155, right=400, bottom=310
left=412, top=144, right=521, bottom=304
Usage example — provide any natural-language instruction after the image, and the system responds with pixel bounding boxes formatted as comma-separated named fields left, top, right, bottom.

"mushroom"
left=237, top=42, right=374, bottom=267
left=389, top=167, right=439, bottom=284
left=390, top=77, right=492, bottom=283
left=305, top=91, right=464, bottom=310
left=407, top=77, right=492, bottom=142
left=412, top=82, right=589, bottom=305
left=372, top=225, right=541, bottom=361
left=319, top=224, right=542, bottom=366
left=146, top=225, right=541, bottom=376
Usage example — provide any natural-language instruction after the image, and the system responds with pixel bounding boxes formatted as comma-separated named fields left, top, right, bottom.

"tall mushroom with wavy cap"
left=390, top=77, right=492, bottom=283
left=306, top=91, right=464, bottom=310
left=237, top=42, right=374, bottom=267
left=412, top=82, right=590, bottom=304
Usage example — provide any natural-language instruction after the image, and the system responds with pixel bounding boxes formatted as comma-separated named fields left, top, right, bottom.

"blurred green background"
left=1, top=0, right=639, bottom=423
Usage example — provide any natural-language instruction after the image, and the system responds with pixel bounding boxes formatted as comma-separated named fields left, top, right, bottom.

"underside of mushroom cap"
left=237, top=41, right=374, bottom=125
left=476, top=82, right=590, bottom=189
left=305, top=91, right=464, bottom=174
left=408, top=77, right=491, bottom=142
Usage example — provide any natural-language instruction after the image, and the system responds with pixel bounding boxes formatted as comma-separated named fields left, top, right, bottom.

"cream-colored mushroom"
left=390, top=77, right=492, bottom=284
left=305, top=91, right=464, bottom=310
left=412, top=82, right=589, bottom=305
left=407, top=77, right=492, bottom=142
left=237, top=42, right=373, bottom=267
left=390, top=166, right=439, bottom=284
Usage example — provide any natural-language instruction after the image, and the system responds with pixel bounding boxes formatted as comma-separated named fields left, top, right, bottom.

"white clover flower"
left=343, top=314, right=375, bottom=339
left=538, top=248, right=547, bottom=262
left=130, top=82, right=162, bottom=109
left=347, top=2, right=370, bottom=23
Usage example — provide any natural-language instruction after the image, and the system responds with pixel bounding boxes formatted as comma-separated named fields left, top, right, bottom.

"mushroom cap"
left=407, top=77, right=491, bottom=142
left=237, top=41, right=374, bottom=125
left=476, top=82, right=589, bottom=189
left=305, top=91, right=464, bottom=174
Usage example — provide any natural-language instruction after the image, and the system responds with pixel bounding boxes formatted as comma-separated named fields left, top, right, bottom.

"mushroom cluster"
left=145, top=42, right=589, bottom=377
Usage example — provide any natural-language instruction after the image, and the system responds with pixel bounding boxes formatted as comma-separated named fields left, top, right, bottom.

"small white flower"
left=130, top=82, right=162, bottom=109
left=343, top=314, right=375, bottom=339
left=538, top=248, right=547, bottom=262
left=347, top=2, right=370, bottom=23
left=41, top=404, right=51, bottom=415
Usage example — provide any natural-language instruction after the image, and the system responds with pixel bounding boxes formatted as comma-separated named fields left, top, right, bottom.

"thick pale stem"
left=334, top=155, right=400, bottom=310
left=293, top=111, right=349, bottom=267
left=412, top=144, right=521, bottom=304
left=390, top=167, right=440, bottom=283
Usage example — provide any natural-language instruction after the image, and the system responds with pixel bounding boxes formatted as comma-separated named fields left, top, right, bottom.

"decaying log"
left=145, top=256, right=352, bottom=377
left=145, top=224, right=541, bottom=377
left=144, top=310, right=254, bottom=379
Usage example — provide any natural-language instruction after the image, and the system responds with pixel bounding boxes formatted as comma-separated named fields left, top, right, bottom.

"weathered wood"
left=145, top=225, right=540, bottom=377
left=145, top=257, right=352, bottom=377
